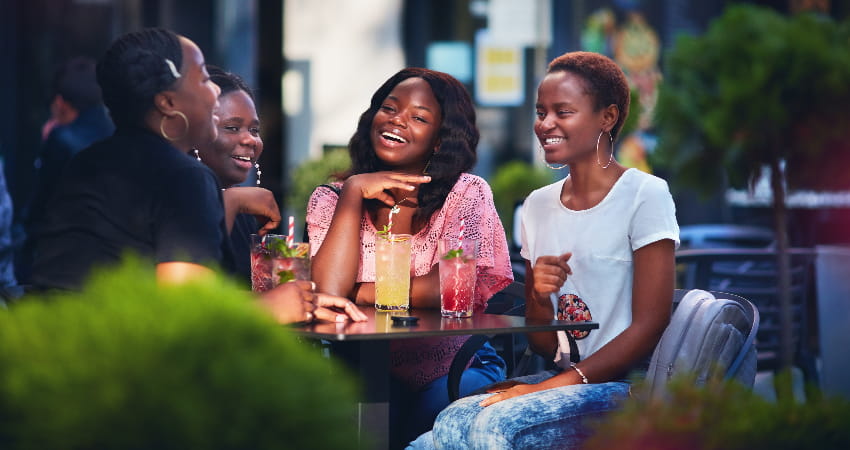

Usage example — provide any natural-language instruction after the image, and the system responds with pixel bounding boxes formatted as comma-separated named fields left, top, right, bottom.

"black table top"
left=290, top=305, right=599, bottom=341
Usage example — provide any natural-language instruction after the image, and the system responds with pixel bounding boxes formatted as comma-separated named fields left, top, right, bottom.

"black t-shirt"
left=31, top=127, right=232, bottom=290
left=230, top=213, right=258, bottom=287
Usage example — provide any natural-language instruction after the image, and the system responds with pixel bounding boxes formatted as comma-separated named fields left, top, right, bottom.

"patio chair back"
left=675, top=248, right=818, bottom=384
left=645, top=289, right=759, bottom=399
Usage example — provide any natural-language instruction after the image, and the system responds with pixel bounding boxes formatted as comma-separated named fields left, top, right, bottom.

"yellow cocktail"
left=375, top=233, right=412, bottom=310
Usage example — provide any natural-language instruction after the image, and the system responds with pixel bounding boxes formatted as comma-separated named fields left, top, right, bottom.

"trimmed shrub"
left=585, top=373, right=850, bottom=450
left=0, top=257, right=361, bottom=449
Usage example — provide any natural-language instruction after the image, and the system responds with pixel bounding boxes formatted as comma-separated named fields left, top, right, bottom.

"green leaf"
left=277, top=270, right=295, bottom=284
left=441, top=248, right=465, bottom=260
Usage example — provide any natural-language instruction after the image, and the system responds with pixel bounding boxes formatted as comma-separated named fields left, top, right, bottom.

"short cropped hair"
left=547, top=51, right=630, bottom=140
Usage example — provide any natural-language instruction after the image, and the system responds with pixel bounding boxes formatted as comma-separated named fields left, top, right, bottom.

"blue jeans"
left=392, top=341, right=505, bottom=448
left=407, top=370, right=630, bottom=450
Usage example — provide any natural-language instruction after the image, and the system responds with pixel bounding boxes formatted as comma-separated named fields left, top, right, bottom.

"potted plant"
left=653, top=5, right=850, bottom=384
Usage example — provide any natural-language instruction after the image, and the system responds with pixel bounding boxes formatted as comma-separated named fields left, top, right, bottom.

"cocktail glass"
left=438, top=238, right=478, bottom=318
left=250, top=234, right=311, bottom=292
left=271, top=240, right=311, bottom=285
left=374, top=233, right=412, bottom=310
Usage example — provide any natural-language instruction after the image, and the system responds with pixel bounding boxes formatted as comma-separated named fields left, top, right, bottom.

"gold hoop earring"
left=538, top=144, right=567, bottom=170
left=596, top=130, right=614, bottom=169
left=423, top=159, right=432, bottom=175
left=160, top=111, right=189, bottom=141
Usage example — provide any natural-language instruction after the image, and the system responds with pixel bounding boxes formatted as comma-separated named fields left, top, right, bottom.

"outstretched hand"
left=344, top=172, right=431, bottom=207
left=257, top=281, right=368, bottom=324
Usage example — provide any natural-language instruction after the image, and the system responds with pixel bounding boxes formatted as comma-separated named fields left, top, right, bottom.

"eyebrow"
left=386, top=95, right=435, bottom=114
left=536, top=101, right=575, bottom=109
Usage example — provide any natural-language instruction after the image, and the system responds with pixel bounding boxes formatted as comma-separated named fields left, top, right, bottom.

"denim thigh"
left=431, top=373, right=630, bottom=450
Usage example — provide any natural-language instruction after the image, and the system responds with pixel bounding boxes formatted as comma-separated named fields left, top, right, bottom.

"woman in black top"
left=31, top=28, right=364, bottom=324
left=195, top=66, right=266, bottom=285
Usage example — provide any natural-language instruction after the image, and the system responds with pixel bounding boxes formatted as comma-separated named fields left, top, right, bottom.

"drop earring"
left=255, top=162, right=262, bottom=185
left=193, top=148, right=201, bottom=162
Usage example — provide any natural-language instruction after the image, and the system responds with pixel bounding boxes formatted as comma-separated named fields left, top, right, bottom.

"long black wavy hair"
left=96, top=28, right=183, bottom=129
left=347, top=67, right=478, bottom=226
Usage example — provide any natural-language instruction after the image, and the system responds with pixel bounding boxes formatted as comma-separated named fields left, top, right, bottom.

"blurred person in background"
left=18, top=56, right=114, bottom=283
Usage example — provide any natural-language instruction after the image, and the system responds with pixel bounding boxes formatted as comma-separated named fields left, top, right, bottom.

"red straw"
left=287, top=216, right=294, bottom=247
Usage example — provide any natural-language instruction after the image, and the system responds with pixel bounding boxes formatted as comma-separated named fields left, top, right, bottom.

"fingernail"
left=310, top=281, right=316, bottom=291
left=336, top=314, right=346, bottom=322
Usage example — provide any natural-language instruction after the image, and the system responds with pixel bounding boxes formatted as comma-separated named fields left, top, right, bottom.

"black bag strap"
left=568, top=333, right=581, bottom=363
left=303, top=183, right=342, bottom=242
left=318, top=183, right=341, bottom=195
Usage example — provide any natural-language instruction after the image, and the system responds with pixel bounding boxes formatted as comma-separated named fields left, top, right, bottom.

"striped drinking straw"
left=457, top=218, right=464, bottom=251
left=287, top=216, right=294, bottom=248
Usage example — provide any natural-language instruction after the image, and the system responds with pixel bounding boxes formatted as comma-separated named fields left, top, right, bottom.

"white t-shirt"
left=520, top=168, right=680, bottom=368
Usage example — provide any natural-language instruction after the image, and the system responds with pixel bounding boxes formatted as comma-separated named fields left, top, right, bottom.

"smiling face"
left=534, top=70, right=613, bottom=166
left=198, top=90, right=262, bottom=187
left=171, top=37, right=221, bottom=149
left=370, top=77, right=442, bottom=173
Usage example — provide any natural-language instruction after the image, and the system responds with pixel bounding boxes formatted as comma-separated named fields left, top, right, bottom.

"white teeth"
left=232, top=155, right=251, bottom=162
left=545, top=137, right=563, bottom=145
left=382, top=132, right=408, bottom=144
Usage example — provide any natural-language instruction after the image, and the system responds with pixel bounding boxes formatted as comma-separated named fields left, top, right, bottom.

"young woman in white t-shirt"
left=410, top=51, right=679, bottom=449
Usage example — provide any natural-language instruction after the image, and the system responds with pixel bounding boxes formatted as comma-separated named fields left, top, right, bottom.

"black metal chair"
left=678, top=224, right=774, bottom=250
left=675, top=248, right=819, bottom=386
left=447, top=281, right=547, bottom=402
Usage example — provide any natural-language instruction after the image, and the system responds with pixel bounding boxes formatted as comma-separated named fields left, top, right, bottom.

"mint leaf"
left=277, top=270, right=295, bottom=284
left=266, top=239, right=309, bottom=258
left=377, top=225, right=392, bottom=240
left=441, top=248, right=465, bottom=260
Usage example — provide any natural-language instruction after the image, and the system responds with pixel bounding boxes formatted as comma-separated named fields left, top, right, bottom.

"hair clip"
left=164, top=58, right=181, bottom=79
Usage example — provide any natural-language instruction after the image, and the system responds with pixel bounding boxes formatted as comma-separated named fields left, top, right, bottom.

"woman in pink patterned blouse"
left=307, top=68, right=513, bottom=446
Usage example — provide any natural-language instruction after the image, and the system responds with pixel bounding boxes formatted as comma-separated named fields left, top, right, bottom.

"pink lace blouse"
left=307, top=173, right=513, bottom=389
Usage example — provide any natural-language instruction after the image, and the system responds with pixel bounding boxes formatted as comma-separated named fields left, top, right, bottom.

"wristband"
left=570, top=363, right=589, bottom=384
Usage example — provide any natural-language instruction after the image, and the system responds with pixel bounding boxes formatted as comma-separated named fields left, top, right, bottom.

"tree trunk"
left=769, top=159, right=794, bottom=399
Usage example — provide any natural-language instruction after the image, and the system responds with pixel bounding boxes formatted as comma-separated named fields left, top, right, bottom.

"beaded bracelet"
left=570, top=363, right=589, bottom=384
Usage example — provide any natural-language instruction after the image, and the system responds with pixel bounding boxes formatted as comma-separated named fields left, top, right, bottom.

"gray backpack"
left=645, top=289, right=759, bottom=398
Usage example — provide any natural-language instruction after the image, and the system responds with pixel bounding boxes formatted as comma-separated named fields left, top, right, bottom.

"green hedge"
left=585, top=373, right=850, bottom=450
left=0, top=257, right=361, bottom=449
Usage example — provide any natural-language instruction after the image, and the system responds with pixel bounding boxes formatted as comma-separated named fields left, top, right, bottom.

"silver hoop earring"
left=596, top=130, right=614, bottom=169
left=538, top=144, right=568, bottom=170
left=255, top=162, right=262, bottom=185
left=192, top=148, right=201, bottom=162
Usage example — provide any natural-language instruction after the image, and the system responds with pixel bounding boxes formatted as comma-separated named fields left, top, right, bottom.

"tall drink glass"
left=271, top=240, right=311, bottom=285
left=374, top=233, right=412, bottom=310
left=250, top=234, right=311, bottom=292
left=438, top=238, right=478, bottom=318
